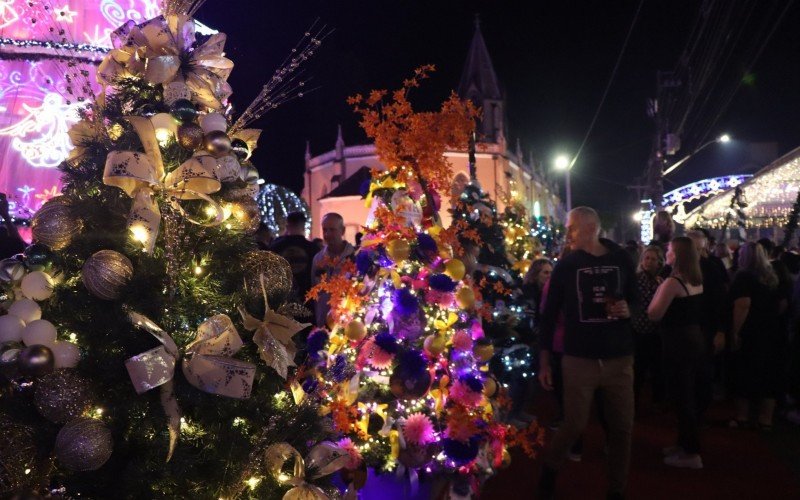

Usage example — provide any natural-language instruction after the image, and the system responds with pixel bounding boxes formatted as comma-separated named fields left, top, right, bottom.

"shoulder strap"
left=672, top=276, right=690, bottom=295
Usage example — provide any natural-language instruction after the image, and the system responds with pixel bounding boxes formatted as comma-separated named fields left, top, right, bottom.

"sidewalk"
left=482, top=399, right=800, bottom=499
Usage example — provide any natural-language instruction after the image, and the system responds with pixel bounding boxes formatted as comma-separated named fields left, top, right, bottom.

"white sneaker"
left=567, top=451, right=582, bottom=462
left=662, top=445, right=684, bottom=456
left=664, top=453, right=703, bottom=469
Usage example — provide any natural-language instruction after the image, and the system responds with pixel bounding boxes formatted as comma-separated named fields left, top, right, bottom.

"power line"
left=569, top=0, right=645, bottom=170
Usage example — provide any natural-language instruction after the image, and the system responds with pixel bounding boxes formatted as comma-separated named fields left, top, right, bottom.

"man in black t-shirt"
left=269, top=212, right=320, bottom=303
left=538, top=207, right=637, bottom=500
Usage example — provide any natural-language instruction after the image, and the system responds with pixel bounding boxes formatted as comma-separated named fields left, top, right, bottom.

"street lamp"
left=662, top=133, right=731, bottom=176
left=554, top=154, right=572, bottom=212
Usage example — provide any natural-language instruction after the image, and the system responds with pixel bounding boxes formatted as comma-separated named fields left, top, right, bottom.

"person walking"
left=537, top=207, right=637, bottom=500
left=648, top=237, right=705, bottom=469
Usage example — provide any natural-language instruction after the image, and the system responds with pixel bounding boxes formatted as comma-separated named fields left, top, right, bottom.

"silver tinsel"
left=31, top=198, right=82, bottom=251
left=55, top=418, right=113, bottom=471
left=34, top=370, right=93, bottom=424
left=81, top=250, right=134, bottom=300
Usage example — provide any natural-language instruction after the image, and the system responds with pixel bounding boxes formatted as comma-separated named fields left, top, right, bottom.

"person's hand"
left=713, top=331, right=726, bottom=353
left=538, top=351, right=553, bottom=391
left=608, top=299, right=631, bottom=319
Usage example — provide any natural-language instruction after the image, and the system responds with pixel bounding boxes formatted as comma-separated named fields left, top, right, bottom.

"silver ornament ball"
left=81, top=250, right=133, bottom=301
left=31, top=199, right=82, bottom=251
left=55, top=417, right=113, bottom=471
left=34, top=370, right=93, bottom=424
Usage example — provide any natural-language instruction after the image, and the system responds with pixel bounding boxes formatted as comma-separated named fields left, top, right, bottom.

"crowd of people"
left=535, top=207, right=800, bottom=500
left=3, top=198, right=798, bottom=499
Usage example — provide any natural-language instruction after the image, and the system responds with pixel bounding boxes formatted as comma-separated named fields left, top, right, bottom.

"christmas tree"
left=0, top=4, right=345, bottom=499
left=302, top=67, right=541, bottom=498
left=498, top=185, right=537, bottom=280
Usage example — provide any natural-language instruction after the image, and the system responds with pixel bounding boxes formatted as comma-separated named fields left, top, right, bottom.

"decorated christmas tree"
left=0, top=4, right=346, bottom=499
left=302, top=67, right=541, bottom=498
left=499, top=185, right=538, bottom=280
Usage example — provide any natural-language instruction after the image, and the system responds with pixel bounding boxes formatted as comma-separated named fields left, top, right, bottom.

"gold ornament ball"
left=386, top=239, right=411, bottom=263
left=204, top=130, right=232, bottom=156
left=34, top=370, right=93, bottom=424
left=177, top=123, right=205, bottom=150
left=227, top=198, right=261, bottom=234
left=423, top=334, right=446, bottom=356
left=241, top=251, right=293, bottom=307
left=55, top=417, right=113, bottom=471
left=444, top=259, right=466, bottom=281
left=473, top=342, right=494, bottom=363
left=456, top=286, right=476, bottom=309
left=345, top=320, right=366, bottom=342
left=31, top=198, right=82, bottom=251
left=81, top=250, right=134, bottom=301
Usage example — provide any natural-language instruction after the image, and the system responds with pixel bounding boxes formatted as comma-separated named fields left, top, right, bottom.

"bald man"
left=538, top=207, right=638, bottom=500
left=311, top=213, right=355, bottom=326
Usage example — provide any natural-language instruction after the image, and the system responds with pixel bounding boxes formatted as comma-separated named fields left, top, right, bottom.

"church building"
left=301, top=20, right=563, bottom=241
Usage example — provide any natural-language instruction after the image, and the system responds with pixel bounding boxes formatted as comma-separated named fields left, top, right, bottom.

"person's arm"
left=608, top=257, right=637, bottom=319
left=647, top=278, right=676, bottom=322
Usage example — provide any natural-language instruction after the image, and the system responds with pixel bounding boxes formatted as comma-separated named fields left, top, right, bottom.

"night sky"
left=197, top=0, right=800, bottom=229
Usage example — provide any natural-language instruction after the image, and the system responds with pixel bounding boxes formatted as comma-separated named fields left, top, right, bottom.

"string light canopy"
left=685, top=146, right=800, bottom=229
left=256, top=184, right=312, bottom=236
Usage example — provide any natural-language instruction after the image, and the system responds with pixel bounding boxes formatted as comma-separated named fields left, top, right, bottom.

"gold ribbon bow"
left=103, top=116, right=225, bottom=253
left=239, top=276, right=311, bottom=380
left=124, top=311, right=255, bottom=460
left=355, top=402, right=389, bottom=437
left=264, top=442, right=350, bottom=500
left=98, top=15, right=233, bottom=110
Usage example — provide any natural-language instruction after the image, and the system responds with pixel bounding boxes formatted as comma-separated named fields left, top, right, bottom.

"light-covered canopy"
left=685, top=146, right=800, bottom=229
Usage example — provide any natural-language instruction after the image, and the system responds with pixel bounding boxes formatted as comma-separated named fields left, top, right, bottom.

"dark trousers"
left=667, top=360, right=702, bottom=453
left=544, top=355, right=634, bottom=493
left=664, top=326, right=705, bottom=454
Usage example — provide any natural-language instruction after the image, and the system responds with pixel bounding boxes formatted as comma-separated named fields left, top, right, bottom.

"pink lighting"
left=0, top=1, right=165, bottom=221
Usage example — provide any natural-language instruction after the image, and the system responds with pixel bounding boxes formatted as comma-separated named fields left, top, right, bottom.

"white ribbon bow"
left=264, top=442, right=350, bottom=500
left=97, top=15, right=233, bottom=110
left=125, top=311, right=255, bottom=460
left=103, top=116, right=225, bottom=253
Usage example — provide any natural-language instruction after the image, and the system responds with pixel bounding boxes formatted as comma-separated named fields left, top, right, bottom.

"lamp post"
left=661, top=134, right=731, bottom=177
left=554, top=154, right=572, bottom=212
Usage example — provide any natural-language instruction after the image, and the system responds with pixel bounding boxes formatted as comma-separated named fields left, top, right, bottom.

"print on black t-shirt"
left=577, top=265, right=621, bottom=323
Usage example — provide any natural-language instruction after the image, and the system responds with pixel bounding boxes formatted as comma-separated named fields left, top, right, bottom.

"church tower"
left=458, top=16, right=506, bottom=144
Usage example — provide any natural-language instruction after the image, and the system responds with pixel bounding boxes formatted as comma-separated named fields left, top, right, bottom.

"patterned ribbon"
left=239, top=275, right=310, bottom=380
left=125, top=311, right=255, bottom=460
left=97, top=14, right=233, bottom=110
left=263, top=442, right=350, bottom=500
left=103, top=116, right=225, bottom=253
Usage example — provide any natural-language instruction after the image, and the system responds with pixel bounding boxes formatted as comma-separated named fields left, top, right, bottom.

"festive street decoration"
left=686, top=146, right=800, bottom=230
left=303, top=67, right=542, bottom=497
left=258, top=183, right=313, bottom=236
left=0, top=3, right=339, bottom=499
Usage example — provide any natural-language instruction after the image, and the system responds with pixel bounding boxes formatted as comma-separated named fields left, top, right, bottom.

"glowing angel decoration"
left=0, top=92, right=81, bottom=168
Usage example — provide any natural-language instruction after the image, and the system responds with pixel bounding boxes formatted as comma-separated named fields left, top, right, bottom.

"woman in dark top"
left=648, top=237, right=705, bottom=470
left=729, top=241, right=785, bottom=430
left=632, top=245, right=665, bottom=407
